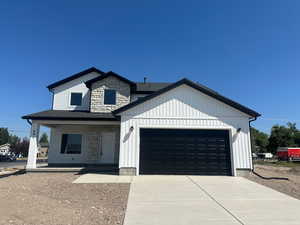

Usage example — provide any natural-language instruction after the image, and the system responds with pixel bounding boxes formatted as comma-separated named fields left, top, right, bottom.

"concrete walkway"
left=73, top=173, right=133, bottom=183
left=123, top=176, right=300, bottom=225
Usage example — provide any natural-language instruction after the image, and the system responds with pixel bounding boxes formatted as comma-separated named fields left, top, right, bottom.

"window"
left=70, top=93, right=82, bottom=106
left=104, top=89, right=116, bottom=105
left=60, top=134, right=82, bottom=154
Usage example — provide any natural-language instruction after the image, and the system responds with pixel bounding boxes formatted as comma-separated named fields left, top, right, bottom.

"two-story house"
left=23, top=67, right=260, bottom=176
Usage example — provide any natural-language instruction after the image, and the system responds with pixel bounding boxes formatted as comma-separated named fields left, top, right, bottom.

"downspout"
left=249, top=117, right=257, bottom=172
left=48, top=88, right=54, bottom=110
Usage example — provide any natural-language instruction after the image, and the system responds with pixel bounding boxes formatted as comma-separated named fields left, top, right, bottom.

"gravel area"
left=245, top=164, right=300, bottom=200
left=0, top=172, right=130, bottom=225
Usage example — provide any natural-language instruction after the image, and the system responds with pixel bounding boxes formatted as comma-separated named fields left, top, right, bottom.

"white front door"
left=101, top=132, right=115, bottom=164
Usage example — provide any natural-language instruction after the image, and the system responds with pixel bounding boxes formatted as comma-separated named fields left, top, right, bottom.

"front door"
left=101, top=132, right=115, bottom=164
left=86, top=134, right=101, bottom=163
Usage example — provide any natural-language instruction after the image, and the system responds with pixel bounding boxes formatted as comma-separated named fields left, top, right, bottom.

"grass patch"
left=254, top=160, right=300, bottom=168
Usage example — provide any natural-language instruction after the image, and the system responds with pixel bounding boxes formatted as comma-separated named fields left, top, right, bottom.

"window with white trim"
left=70, top=93, right=82, bottom=106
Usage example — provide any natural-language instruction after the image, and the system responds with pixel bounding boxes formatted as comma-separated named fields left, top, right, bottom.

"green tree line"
left=251, top=122, right=300, bottom=154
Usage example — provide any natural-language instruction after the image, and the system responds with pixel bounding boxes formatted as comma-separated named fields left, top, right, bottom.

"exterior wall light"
left=237, top=128, right=242, bottom=133
left=129, top=126, right=134, bottom=132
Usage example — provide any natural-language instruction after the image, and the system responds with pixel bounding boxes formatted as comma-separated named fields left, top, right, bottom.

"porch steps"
left=26, top=167, right=85, bottom=173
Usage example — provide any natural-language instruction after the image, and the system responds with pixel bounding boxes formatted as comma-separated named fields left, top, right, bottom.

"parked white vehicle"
left=257, top=152, right=273, bottom=159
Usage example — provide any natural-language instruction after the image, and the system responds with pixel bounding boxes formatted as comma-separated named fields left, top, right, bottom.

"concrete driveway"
left=124, top=176, right=300, bottom=225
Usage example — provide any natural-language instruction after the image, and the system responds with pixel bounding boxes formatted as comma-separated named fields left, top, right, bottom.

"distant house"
left=0, top=143, right=11, bottom=156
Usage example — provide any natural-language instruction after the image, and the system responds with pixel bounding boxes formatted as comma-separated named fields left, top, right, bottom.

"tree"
left=11, top=138, right=29, bottom=157
left=250, top=127, right=269, bottom=153
left=267, top=124, right=296, bottom=154
left=287, top=122, right=297, bottom=133
left=294, top=131, right=300, bottom=146
left=39, top=133, right=49, bottom=144
left=0, top=128, right=10, bottom=145
left=9, top=134, right=21, bottom=155
left=9, top=134, right=20, bottom=146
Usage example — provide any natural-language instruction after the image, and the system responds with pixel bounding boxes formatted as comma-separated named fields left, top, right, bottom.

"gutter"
left=26, top=119, right=32, bottom=126
left=249, top=117, right=257, bottom=172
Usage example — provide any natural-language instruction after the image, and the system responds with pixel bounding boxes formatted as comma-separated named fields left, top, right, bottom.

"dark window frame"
left=104, top=89, right=116, bottom=105
left=70, top=92, right=83, bottom=106
left=60, top=133, right=82, bottom=154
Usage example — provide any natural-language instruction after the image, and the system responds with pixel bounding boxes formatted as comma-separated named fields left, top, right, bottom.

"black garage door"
left=139, top=129, right=232, bottom=175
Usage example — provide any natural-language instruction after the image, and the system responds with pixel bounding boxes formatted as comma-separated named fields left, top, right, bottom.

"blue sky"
left=0, top=0, right=299, bottom=137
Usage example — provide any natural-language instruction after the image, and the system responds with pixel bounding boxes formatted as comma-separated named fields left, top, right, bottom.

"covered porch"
left=22, top=110, right=121, bottom=171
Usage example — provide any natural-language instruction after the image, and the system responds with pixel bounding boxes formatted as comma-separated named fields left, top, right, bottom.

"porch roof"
left=22, top=110, right=119, bottom=121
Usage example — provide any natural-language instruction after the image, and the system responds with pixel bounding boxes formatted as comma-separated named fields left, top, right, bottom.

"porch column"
left=26, top=122, right=40, bottom=169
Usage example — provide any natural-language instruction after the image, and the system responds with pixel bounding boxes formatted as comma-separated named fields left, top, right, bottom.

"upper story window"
left=104, top=89, right=116, bottom=105
left=70, top=93, right=82, bottom=106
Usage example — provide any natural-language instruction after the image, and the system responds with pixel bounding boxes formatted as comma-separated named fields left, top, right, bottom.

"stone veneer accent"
left=90, top=76, right=131, bottom=112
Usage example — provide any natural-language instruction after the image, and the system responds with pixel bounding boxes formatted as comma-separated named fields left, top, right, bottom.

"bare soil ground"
left=246, top=164, right=300, bottom=200
left=0, top=172, right=130, bottom=225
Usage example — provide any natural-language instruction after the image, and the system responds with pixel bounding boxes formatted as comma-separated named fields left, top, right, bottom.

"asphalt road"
left=0, top=160, right=46, bottom=169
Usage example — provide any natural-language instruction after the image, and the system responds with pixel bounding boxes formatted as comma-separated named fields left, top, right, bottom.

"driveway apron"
left=123, top=176, right=300, bottom=225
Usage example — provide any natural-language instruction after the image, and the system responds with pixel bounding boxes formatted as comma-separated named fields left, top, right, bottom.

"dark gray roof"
left=134, top=82, right=172, bottom=93
left=113, top=78, right=261, bottom=118
left=22, top=110, right=119, bottom=121
left=47, top=67, right=104, bottom=90
left=84, top=71, right=170, bottom=93
left=47, top=67, right=168, bottom=93
left=85, top=71, right=136, bottom=88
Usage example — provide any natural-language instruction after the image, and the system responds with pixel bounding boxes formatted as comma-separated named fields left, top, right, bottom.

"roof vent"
left=144, top=77, right=147, bottom=83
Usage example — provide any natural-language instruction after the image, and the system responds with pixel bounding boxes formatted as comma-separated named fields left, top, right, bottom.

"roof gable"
left=47, top=67, right=104, bottom=90
left=113, top=78, right=261, bottom=117
left=85, top=71, right=136, bottom=88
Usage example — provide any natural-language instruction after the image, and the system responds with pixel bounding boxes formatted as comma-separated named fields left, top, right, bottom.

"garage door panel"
left=140, top=129, right=232, bottom=175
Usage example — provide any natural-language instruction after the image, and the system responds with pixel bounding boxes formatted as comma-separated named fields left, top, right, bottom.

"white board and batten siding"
left=118, top=84, right=253, bottom=175
left=51, top=72, right=100, bottom=111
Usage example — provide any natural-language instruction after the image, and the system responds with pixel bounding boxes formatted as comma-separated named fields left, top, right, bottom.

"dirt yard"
left=246, top=164, right=300, bottom=200
left=0, top=172, right=130, bottom=225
